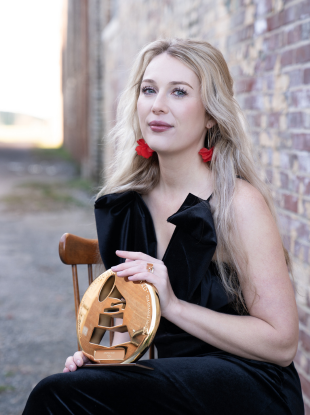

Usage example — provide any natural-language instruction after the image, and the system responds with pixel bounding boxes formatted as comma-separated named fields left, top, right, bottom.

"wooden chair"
left=58, top=233, right=155, bottom=359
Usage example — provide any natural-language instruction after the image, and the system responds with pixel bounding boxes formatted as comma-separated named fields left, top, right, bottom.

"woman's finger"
left=65, top=356, right=77, bottom=372
left=127, top=272, right=159, bottom=285
left=112, top=260, right=163, bottom=274
left=115, top=264, right=158, bottom=278
left=63, top=367, right=70, bottom=373
left=115, top=250, right=162, bottom=264
left=73, top=351, right=89, bottom=367
left=81, top=352, right=91, bottom=363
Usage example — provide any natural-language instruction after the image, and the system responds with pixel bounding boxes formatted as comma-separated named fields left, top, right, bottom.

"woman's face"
left=137, top=53, right=211, bottom=156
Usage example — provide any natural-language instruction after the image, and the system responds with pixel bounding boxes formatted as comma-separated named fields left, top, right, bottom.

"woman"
left=23, top=39, right=304, bottom=414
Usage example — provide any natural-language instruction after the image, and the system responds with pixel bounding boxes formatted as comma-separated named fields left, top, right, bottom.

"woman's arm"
left=113, top=181, right=299, bottom=367
left=162, top=180, right=299, bottom=366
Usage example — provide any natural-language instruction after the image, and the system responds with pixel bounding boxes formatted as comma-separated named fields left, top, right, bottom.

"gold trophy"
left=77, top=269, right=161, bottom=368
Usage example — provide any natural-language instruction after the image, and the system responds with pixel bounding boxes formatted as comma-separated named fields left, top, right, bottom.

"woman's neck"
left=155, top=151, right=213, bottom=200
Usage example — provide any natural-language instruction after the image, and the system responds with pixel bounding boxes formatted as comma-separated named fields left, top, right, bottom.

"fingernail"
left=70, top=365, right=74, bottom=370
left=77, top=360, right=81, bottom=365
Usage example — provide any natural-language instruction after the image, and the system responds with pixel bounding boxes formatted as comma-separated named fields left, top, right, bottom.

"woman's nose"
left=151, top=93, right=169, bottom=115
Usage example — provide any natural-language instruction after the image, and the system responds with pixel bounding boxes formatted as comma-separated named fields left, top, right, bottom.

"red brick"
left=247, top=113, right=261, bottom=128
left=267, top=11, right=284, bottom=31
left=296, top=44, right=310, bottom=64
left=300, top=330, right=310, bottom=353
left=296, top=221, right=310, bottom=240
left=301, top=0, right=310, bottom=17
left=294, top=176, right=310, bottom=196
left=265, top=32, right=283, bottom=50
left=292, top=134, right=310, bottom=151
left=298, top=305, right=309, bottom=326
left=281, top=49, right=294, bottom=67
left=280, top=172, right=289, bottom=189
left=284, top=4, right=300, bottom=25
left=287, top=24, right=301, bottom=45
left=288, top=69, right=303, bottom=87
left=236, top=24, right=254, bottom=42
left=287, top=112, right=303, bottom=128
left=268, top=112, right=281, bottom=128
left=283, top=193, right=298, bottom=212
left=244, top=95, right=263, bottom=110
left=304, top=68, right=310, bottom=84
left=290, top=89, right=310, bottom=109
left=265, top=53, right=278, bottom=70
left=264, top=73, right=274, bottom=90
left=234, top=78, right=256, bottom=93
left=299, top=372, right=310, bottom=402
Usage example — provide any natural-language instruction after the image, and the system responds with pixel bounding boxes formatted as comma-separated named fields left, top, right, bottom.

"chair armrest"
left=59, top=233, right=100, bottom=265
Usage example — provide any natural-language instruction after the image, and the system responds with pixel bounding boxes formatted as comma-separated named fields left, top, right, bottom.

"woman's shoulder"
left=232, top=179, right=280, bottom=261
left=233, top=178, right=270, bottom=219
left=95, top=190, right=140, bottom=209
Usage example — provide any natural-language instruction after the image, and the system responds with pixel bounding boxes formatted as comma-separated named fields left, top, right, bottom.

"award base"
left=83, top=363, right=153, bottom=371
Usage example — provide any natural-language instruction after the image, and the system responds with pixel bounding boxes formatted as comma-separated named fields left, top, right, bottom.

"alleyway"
left=0, top=146, right=99, bottom=415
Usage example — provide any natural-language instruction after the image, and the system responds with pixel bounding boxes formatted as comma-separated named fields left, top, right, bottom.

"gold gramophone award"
left=77, top=269, right=161, bottom=368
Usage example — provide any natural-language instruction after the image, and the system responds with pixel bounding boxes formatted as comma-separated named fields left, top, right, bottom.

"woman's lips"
left=148, top=121, right=173, bottom=132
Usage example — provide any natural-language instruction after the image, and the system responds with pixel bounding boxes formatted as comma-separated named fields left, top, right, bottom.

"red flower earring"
left=135, top=138, right=154, bottom=159
left=198, top=146, right=214, bottom=162
left=199, top=124, right=214, bottom=162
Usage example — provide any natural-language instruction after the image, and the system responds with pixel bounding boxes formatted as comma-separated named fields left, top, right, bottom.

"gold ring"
left=146, top=263, right=154, bottom=273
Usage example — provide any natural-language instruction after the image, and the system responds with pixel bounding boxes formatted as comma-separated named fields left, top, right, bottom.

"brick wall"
left=101, top=0, right=310, bottom=410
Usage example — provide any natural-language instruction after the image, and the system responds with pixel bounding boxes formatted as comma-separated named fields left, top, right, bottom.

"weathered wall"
left=101, top=0, right=310, bottom=410
left=62, top=0, right=106, bottom=180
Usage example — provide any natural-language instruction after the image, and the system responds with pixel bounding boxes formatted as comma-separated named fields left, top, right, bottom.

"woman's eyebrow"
left=141, top=78, right=193, bottom=89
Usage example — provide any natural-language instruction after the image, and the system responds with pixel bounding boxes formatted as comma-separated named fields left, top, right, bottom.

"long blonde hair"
left=98, top=38, right=291, bottom=311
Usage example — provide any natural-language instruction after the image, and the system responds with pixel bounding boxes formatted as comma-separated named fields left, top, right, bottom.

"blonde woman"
left=23, top=39, right=304, bottom=415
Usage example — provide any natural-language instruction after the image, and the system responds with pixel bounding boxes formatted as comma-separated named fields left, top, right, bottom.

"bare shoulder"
left=232, top=178, right=281, bottom=262
left=233, top=178, right=272, bottom=221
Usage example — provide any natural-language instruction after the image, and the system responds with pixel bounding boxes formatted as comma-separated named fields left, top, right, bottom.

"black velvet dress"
left=23, top=191, right=304, bottom=415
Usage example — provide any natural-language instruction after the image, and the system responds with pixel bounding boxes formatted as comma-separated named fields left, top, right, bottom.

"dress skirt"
left=22, top=351, right=304, bottom=415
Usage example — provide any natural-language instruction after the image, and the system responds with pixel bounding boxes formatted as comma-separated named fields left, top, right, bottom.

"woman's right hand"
left=63, top=351, right=93, bottom=372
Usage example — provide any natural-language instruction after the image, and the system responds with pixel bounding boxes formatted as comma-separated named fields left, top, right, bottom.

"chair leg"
left=72, top=264, right=81, bottom=351
left=88, top=264, right=93, bottom=285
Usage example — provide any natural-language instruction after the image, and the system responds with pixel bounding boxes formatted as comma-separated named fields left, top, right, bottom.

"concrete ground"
left=0, top=146, right=101, bottom=415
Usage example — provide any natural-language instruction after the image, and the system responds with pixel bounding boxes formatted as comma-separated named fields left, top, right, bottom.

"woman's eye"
left=172, top=88, right=188, bottom=97
left=141, top=86, right=156, bottom=94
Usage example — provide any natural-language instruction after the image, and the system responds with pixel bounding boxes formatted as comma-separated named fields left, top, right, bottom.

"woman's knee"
left=23, top=373, right=66, bottom=414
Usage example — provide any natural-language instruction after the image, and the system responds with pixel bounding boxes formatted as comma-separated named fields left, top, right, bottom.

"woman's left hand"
left=111, top=250, right=178, bottom=317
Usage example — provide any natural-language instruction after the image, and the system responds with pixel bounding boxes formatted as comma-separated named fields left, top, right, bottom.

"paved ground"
left=0, top=146, right=101, bottom=415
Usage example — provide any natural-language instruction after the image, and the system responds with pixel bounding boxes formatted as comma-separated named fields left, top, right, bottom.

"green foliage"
left=0, top=385, right=15, bottom=393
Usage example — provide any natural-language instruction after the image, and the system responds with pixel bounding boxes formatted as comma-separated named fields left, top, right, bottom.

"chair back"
left=58, top=233, right=155, bottom=359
